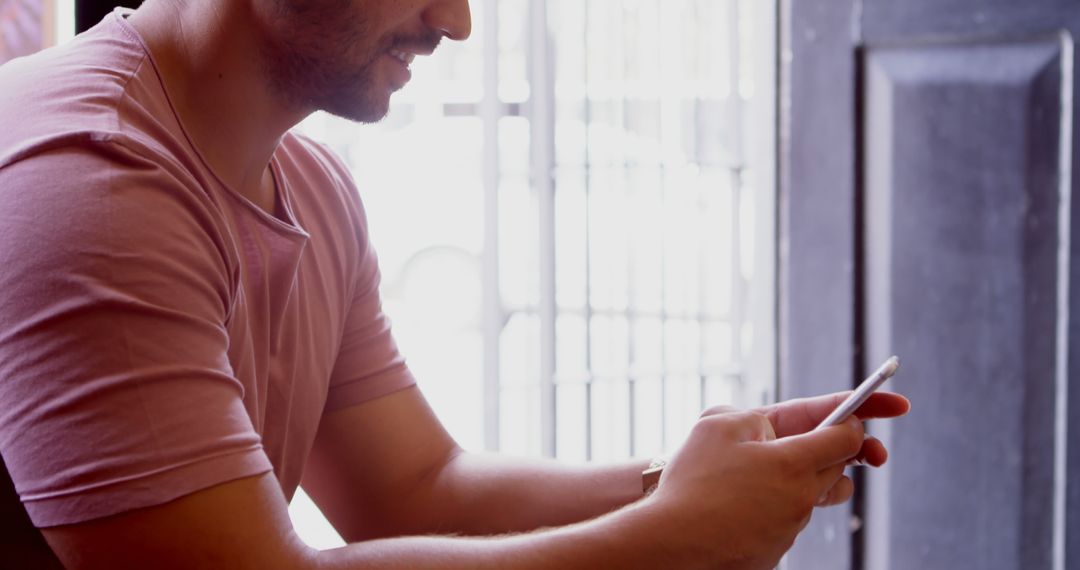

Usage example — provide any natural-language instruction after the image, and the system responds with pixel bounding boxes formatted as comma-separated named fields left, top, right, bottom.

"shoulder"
left=276, top=130, right=371, bottom=236
left=0, top=12, right=180, bottom=170
left=0, top=136, right=226, bottom=224
left=277, top=131, right=358, bottom=195
left=0, top=139, right=238, bottom=302
left=274, top=131, right=385, bottom=297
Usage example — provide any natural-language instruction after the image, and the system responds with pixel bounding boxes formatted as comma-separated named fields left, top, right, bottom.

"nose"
left=422, top=0, right=472, bottom=41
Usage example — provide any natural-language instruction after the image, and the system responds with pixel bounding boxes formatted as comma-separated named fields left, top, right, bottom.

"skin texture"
left=37, top=0, right=913, bottom=567
left=41, top=387, right=908, bottom=569
left=301, top=389, right=649, bottom=541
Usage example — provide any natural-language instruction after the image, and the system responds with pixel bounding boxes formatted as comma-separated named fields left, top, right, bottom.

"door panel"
left=863, top=39, right=1066, bottom=570
left=863, top=1, right=1077, bottom=42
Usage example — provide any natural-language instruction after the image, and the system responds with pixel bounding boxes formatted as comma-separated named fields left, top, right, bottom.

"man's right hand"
left=646, top=410, right=866, bottom=569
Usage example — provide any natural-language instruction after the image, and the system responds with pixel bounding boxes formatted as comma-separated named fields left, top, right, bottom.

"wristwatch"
left=642, top=457, right=667, bottom=494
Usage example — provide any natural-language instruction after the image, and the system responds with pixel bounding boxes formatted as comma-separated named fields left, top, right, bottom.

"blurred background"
left=5, top=0, right=1079, bottom=569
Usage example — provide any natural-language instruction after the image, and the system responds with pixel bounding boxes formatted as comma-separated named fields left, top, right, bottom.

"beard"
left=270, top=46, right=389, bottom=123
left=259, top=2, right=441, bottom=123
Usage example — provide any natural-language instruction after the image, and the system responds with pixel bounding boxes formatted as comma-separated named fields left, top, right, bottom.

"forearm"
left=315, top=498, right=688, bottom=570
left=393, top=451, right=650, bottom=536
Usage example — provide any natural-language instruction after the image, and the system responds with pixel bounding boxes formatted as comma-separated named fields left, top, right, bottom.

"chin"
left=322, top=94, right=392, bottom=124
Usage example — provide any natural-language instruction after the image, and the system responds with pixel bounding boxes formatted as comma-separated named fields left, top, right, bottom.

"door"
left=780, top=1, right=1079, bottom=569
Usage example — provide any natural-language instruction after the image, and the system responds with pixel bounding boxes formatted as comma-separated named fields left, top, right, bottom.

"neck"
left=128, top=0, right=308, bottom=205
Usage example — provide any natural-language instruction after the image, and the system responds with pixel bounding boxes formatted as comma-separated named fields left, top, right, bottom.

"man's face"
left=258, top=0, right=471, bottom=123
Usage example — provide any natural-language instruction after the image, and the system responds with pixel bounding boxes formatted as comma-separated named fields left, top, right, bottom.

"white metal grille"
left=290, top=0, right=777, bottom=545
left=494, top=0, right=776, bottom=461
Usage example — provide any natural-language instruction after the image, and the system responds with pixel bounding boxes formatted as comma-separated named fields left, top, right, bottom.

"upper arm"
left=0, top=146, right=269, bottom=525
left=302, top=386, right=462, bottom=541
left=41, top=473, right=315, bottom=570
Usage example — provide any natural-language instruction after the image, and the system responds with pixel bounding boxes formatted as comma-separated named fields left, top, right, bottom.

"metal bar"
left=694, top=1, right=710, bottom=409
left=502, top=304, right=738, bottom=323
left=556, top=158, right=746, bottom=171
left=480, top=0, right=502, bottom=453
left=726, top=0, right=747, bottom=406
left=583, top=0, right=595, bottom=463
left=554, top=366, right=747, bottom=386
left=746, top=0, right=780, bottom=409
left=656, top=0, right=671, bottom=451
left=621, top=4, right=638, bottom=459
left=441, top=102, right=525, bottom=117
left=56, top=0, right=77, bottom=44
left=529, top=0, right=558, bottom=459
left=1052, top=29, right=1074, bottom=570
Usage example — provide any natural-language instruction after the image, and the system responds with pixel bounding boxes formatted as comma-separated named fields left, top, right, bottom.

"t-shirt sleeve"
left=0, top=142, right=272, bottom=527
left=317, top=143, right=416, bottom=412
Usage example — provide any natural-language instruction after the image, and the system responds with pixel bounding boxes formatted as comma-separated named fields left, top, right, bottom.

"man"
left=0, top=0, right=910, bottom=568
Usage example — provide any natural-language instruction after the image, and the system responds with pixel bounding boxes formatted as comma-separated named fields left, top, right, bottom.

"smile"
left=387, top=49, right=416, bottom=67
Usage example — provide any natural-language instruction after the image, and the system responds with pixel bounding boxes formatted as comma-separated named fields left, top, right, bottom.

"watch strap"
left=642, top=457, right=667, bottom=494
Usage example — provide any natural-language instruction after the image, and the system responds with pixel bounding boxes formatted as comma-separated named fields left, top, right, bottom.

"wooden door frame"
left=778, top=0, right=861, bottom=567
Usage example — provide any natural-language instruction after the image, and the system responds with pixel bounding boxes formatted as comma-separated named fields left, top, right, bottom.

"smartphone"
left=813, top=356, right=900, bottom=431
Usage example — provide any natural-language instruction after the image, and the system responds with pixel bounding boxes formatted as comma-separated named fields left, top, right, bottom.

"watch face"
left=0, top=0, right=48, bottom=65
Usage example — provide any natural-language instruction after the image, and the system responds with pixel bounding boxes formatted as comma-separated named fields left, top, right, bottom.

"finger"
left=700, top=404, right=741, bottom=419
left=761, top=392, right=910, bottom=437
left=848, top=436, right=888, bottom=467
left=851, top=392, right=911, bottom=421
left=797, top=510, right=814, bottom=534
left=813, top=463, right=846, bottom=496
left=776, top=416, right=864, bottom=469
left=816, top=475, right=854, bottom=507
left=740, top=411, right=777, bottom=442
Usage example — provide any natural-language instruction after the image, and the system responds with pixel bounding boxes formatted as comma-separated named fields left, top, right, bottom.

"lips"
left=387, top=48, right=416, bottom=67
left=383, top=39, right=438, bottom=89
left=384, top=49, right=414, bottom=88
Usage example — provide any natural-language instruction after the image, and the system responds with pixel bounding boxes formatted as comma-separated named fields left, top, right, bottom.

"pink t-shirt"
left=0, top=9, right=415, bottom=527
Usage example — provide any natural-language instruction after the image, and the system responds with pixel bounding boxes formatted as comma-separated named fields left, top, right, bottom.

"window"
left=294, top=0, right=778, bottom=548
